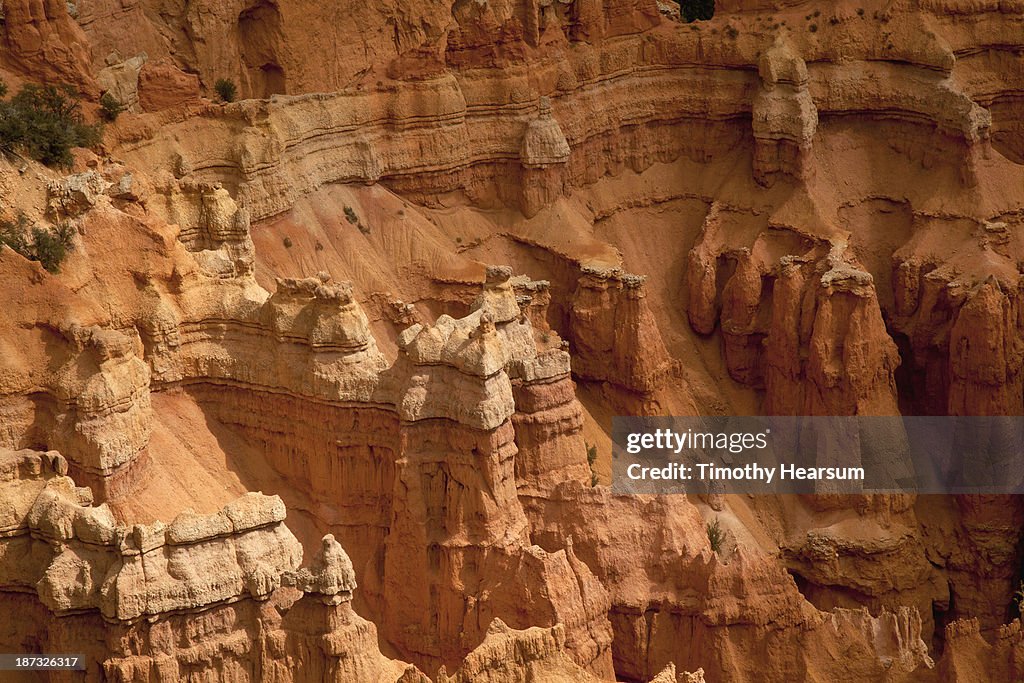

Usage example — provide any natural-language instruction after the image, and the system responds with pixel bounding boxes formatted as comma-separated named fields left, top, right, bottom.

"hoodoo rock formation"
left=3, top=0, right=1024, bottom=681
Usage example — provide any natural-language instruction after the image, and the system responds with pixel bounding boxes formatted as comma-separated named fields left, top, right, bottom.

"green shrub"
left=32, top=224, right=74, bottom=272
left=343, top=206, right=359, bottom=224
left=0, top=214, right=75, bottom=273
left=0, top=81, right=7, bottom=98
left=215, top=78, right=237, bottom=103
left=681, top=0, right=714, bottom=22
left=99, top=92, right=125, bottom=121
left=706, top=517, right=724, bottom=554
left=0, top=214, right=31, bottom=255
left=0, top=83, right=102, bottom=166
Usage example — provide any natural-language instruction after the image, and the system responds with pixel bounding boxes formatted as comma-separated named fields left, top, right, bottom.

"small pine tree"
left=215, top=78, right=237, bottom=103
left=99, top=92, right=125, bottom=121
left=0, top=214, right=31, bottom=255
left=31, top=226, right=70, bottom=272
left=0, top=215, right=75, bottom=273
left=0, top=83, right=102, bottom=166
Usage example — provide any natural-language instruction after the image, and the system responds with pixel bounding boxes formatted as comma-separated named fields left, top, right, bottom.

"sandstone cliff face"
left=70, top=0, right=663, bottom=99
left=0, top=446, right=431, bottom=682
left=687, top=204, right=901, bottom=416
left=752, top=37, right=817, bottom=186
left=570, top=267, right=672, bottom=401
left=182, top=270, right=610, bottom=673
left=526, top=483, right=937, bottom=681
left=0, top=244, right=613, bottom=679
left=436, top=619, right=605, bottom=683
left=5, top=0, right=1024, bottom=680
left=0, top=447, right=302, bottom=620
left=938, top=617, right=1024, bottom=683
left=0, top=0, right=95, bottom=89
left=5, top=183, right=607, bottom=673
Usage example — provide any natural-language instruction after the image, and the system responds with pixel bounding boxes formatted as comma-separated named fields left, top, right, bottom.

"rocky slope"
left=2, top=0, right=1024, bottom=681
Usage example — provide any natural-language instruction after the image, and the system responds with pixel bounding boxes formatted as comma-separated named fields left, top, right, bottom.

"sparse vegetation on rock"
left=706, top=517, right=723, bottom=554
left=0, top=214, right=76, bottom=273
left=0, top=83, right=102, bottom=166
left=99, top=92, right=125, bottom=121
left=215, top=78, right=237, bottom=103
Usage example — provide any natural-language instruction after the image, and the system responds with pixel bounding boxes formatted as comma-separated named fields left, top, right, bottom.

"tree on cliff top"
left=682, top=0, right=715, bottom=22
left=0, top=82, right=101, bottom=167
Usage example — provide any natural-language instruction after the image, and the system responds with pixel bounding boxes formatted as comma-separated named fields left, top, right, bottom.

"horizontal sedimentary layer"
left=115, top=26, right=1010, bottom=221
left=0, top=447, right=302, bottom=622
